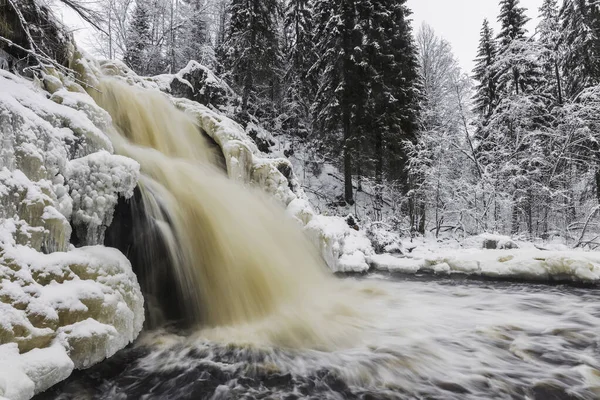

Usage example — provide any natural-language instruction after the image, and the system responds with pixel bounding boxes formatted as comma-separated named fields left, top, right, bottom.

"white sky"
left=407, top=0, right=544, bottom=73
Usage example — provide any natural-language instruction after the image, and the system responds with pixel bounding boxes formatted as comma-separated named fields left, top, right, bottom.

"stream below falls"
left=36, top=274, right=600, bottom=400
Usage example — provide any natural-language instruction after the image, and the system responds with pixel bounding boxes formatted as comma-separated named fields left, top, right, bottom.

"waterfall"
left=90, top=77, right=365, bottom=349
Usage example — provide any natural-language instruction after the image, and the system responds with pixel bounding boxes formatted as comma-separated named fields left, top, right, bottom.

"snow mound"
left=0, top=236, right=144, bottom=399
left=369, top=249, right=600, bottom=282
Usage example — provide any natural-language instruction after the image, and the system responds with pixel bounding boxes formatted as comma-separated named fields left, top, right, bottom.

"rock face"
left=145, top=60, right=238, bottom=112
left=0, top=68, right=144, bottom=399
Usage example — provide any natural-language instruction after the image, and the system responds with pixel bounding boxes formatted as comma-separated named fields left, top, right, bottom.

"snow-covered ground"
left=369, top=233, right=600, bottom=283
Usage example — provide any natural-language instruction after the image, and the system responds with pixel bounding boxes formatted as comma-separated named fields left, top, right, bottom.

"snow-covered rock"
left=0, top=66, right=143, bottom=398
left=147, top=60, right=237, bottom=112
left=305, top=216, right=373, bottom=272
left=369, top=249, right=600, bottom=283
left=67, top=151, right=138, bottom=245
left=463, top=233, right=519, bottom=250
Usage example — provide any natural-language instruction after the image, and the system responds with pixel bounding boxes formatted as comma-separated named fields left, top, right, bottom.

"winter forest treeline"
left=91, top=0, right=600, bottom=246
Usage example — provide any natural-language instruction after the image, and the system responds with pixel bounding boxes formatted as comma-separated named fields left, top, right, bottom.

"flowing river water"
left=34, top=73, right=600, bottom=399
left=37, top=275, right=600, bottom=399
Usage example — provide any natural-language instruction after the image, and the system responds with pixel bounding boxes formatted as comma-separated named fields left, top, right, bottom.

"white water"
left=89, top=76, right=375, bottom=349
left=39, top=276, right=600, bottom=399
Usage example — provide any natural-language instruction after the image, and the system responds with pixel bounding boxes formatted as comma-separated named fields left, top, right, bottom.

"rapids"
left=36, top=276, right=600, bottom=399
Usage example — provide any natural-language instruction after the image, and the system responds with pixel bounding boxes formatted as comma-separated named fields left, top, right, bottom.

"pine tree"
left=219, top=0, right=282, bottom=115
left=538, top=0, right=563, bottom=103
left=472, top=19, right=498, bottom=118
left=124, top=1, right=151, bottom=74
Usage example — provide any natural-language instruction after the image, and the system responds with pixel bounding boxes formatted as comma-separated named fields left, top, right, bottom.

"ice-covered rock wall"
left=0, top=69, right=144, bottom=400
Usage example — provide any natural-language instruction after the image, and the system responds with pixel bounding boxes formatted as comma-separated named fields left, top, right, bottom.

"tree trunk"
left=418, top=200, right=426, bottom=235
left=511, top=193, right=519, bottom=235
left=555, top=60, right=563, bottom=105
left=527, top=188, right=533, bottom=238
left=343, top=111, right=354, bottom=205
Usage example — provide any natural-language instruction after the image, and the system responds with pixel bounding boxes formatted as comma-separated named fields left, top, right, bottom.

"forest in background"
left=57, top=0, right=600, bottom=247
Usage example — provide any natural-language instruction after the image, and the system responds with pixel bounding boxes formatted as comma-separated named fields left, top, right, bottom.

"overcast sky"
left=407, top=0, right=544, bottom=73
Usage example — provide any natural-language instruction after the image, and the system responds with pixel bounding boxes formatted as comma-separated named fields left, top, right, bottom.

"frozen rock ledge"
left=0, top=243, right=144, bottom=400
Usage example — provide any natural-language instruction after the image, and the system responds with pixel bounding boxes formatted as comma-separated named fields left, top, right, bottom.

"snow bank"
left=369, top=249, right=600, bottom=282
left=0, top=68, right=143, bottom=399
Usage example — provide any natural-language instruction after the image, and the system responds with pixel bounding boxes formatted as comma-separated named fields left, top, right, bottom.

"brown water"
left=90, top=77, right=369, bottom=349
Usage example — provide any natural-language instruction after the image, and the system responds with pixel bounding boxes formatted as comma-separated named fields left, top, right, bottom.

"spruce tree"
left=496, top=0, right=536, bottom=95
left=124, top=1, right=151, bottom=75
left=363, top=0, right=420, bottom=188
left=220, top=0, right=282, bottom=114
left=182, top=0, right=209, bottom=66
left=497, top=0, right=529, bottom=48
left=560, top=0, right=600, bottom=99
left=472, top=19, right=498, bottom=118
left=311, top=0, right=420, bottom=205
left=538, top=0, right=563, bottom=103
left=311, top=0, right=366, bottom=204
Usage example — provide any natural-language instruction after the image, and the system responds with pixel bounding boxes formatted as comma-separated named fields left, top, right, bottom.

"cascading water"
left=90, top=76, right=368, bottom=348
left=38, top=74, right=600, bottom=400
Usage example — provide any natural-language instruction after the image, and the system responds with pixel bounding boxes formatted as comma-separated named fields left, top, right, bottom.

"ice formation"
left=0, top=68, right=143, bottom=400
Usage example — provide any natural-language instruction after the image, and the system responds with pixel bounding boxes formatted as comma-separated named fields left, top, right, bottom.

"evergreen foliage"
left=124, top=2, right=150, bottom=74
left=472, top=19, right=498, bottom=119
left=219, top=0, right=283, bottom=116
